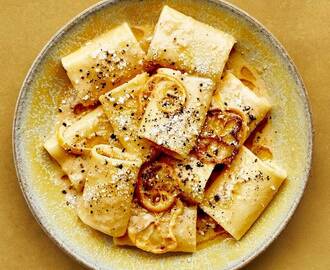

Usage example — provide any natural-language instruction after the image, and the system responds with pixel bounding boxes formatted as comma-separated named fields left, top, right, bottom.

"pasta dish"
left=44, top=6, right=287, bottom=254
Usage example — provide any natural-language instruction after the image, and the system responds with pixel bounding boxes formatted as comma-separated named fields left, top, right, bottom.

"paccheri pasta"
left=44, top=5, right=286, bottom=254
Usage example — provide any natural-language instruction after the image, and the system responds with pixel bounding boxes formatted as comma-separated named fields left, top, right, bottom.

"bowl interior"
left=13, top=0, right=312, bottom=269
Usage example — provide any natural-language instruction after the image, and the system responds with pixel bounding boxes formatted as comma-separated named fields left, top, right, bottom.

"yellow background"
left=0, top=0, right=329, bottom=269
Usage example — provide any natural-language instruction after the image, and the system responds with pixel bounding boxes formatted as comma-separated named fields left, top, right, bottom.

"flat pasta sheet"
left=62, top=23, right=145, bottom=107
left=139, top=68, right=215, bottom=158
left=147, top=6, right=236, bottom=81
left=212, top=72, right=271, bottom=135
left=77, top=145, right=141, bottom=237
left=99, top=73, right=155, bottom=161
left=201, top=146, right=286, bottom=240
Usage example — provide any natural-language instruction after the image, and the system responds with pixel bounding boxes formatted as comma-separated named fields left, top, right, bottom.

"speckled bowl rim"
left=12, top=0, right=313, bottom=269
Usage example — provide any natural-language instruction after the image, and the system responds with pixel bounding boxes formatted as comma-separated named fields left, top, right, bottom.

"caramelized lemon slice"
left=128, top=200, right=184, bottom=254
left=136, top=160, right=179, bottom=213
left=195, top=109, right=247, bottom=164
left=140, top=73, right=187, bottom=115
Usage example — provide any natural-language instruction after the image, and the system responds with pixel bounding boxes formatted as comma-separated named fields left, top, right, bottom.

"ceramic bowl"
left=13, top=1, right=313, bottom=269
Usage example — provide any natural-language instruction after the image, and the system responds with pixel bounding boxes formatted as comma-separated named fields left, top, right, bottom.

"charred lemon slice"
left=201, top=109, right=246, bottom=145
left=128, top=200, right=184, bottom=253
left=137, top=160, right=179, bottom=213
left=195, top=109, right=247, bottom=164
left=140, top=73, right=186, bottom=115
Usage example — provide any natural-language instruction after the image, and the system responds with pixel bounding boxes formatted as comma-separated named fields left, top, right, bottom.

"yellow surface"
left=0, top=1, right=329, bottom=270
